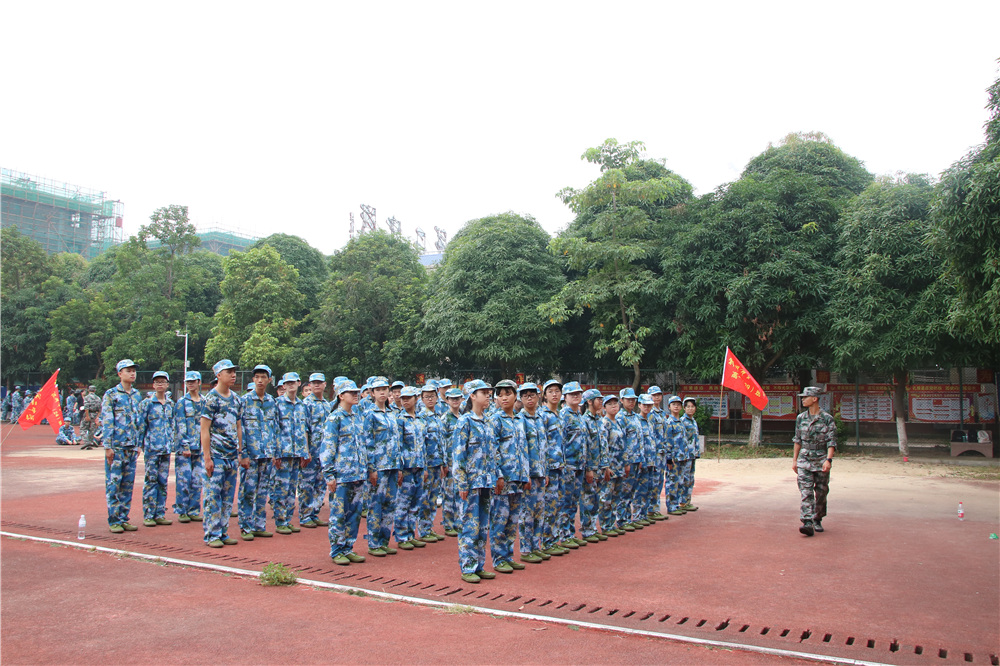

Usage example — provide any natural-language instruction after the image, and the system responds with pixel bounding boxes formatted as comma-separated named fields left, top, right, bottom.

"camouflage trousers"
left=518, top=477, right=546, bottom=554
left=297, top=454, right=324, bottom=524
left=490, top=490, right=522, bottom=566
left=662, top=457, right=682, bottom=512
left=542, top=468, right=564, bottom=548
left=105, top=448, right=138, bottom=526
left=618, top=471, right=640, bottom=524
left=599, top=476, right=623, bottom=531
left=675, top=459, right=695, bottom=506
left=441, top=474, right=460, bottom=532
left=558, top=469, right=583, bottom=541
left=635, top=464, right=656, bottom=517
left=797, top=467, right=830, bottom=523
left=458, top=488, right=492, bottom=574
left=328, top=480, right=364, bottom=558
left=80, top=419, right=99, bottom=447
left=203, top=458, right=238, bottom=543
left=174, top=452, right=204, bottom=517
left=418, top=465, right=443, bottom=536
left=272, top=457, right=300, bottom=527
left=580, top=474, right=601, bottom=537
left=368, top=470, right=399, bottom=549
left=394, top=468, right=423, bottom=543
left=238, top=459, right=271, bottom=533
left=142, top=452, right=171, bottom=521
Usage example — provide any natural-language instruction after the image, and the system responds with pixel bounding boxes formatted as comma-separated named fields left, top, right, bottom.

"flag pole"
left=718, top=348, right=729, bottom=462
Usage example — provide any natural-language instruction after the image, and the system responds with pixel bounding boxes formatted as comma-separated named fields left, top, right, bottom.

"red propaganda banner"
left=743, top=385, right=797, bottom=420
left=721, top=348, right=769, bottom=411
left=18, top=369, right=65, bottom=434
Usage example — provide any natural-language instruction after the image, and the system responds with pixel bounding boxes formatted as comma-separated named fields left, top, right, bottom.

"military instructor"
left=792, top=386, right=836, bottom=537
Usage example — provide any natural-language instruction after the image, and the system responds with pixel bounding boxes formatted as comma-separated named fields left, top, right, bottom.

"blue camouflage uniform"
left=558, top=404, right=587, bottom=544
left=615, top=407, right=643, bottom=527
left=394, top=409, right=426, bottom=544
left=137, top=394, right=178, bottom=522
left=452, top=410, right=499, bottom=575
left=417, top=404, right=446, bottom=538
left=679, top=412, right=700, bottom=506
left=539, top=403, right=565, bottom=550
left=580, top=408, right=604, bottom=537
left=489, top=409, right=528, bottom=567
left=518, top=406, right=549, bottom=556
left=600, top=412, right=627, bottom=531
left=664, top=412, right=685, bottom=512
left=175, top=393, right=205, bottom=518
left=274, top=394, right=308, bottom=529
left=240, top=390, right=278, bottom=534
left=55, top=423, right=77, bottom=445
left=322, top=404, right=370, bottom=558
left=299, top=393, right=332, bottom=526
left=102, top=382, right=143, bottom=528
left=637, top=410, right=658, bottom=520
left=201, top=387, right=244, bottom=544
left=364, top=404, right=402, bottom=550
left=9, top=390, right=23, bottom=423
left=649, top=405, right=667, bottom=516
left=66, top=393, right=79, bottom=425
left=439, top=409, right=462, bottom=534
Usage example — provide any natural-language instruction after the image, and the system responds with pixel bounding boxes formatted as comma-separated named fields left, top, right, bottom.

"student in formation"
left=636, top=394, right=659, bottom=526
left=664, top=395, right=686, bottom=516
left=322, top=379, right=373, bottom=565
left=102, top=360, right=143, bottom=533
left=394, top=386, right=427, bottom=550
left=615, top=388, right=644, bottom=532
left=579, top=389, right=609, bottom=542
left=678, top=397, right=701, bottom=512
left=599, top=394, right=627, bottom=536
left=488, top=380, right=529, bottom=574
left=452, top=380, right=501, bottom=583
left=539, top=379, right=567, bottom=556
left=238, top=364, right=277, bottom=540
left=363, top=376, right=401, bottom=557
left=434, top=379, right=451, bottom=416
left=389, top=381, right=404, bottom=411
left=646, top=386, right=669, bottom=521
left=273, top=372, right=308, bottom=535
left=439, top=387, right=465, bottom=538
left=174, top=372, right=204, bottom=522
left=300, top=373, right=332, bottom=529
left=417, top=384, right=447, bottom=543
left=558, top=382, right=588, bottom=549
left=7, top=386, right=23, bottom=424
left=138, top=371, right=177, bottom=527
left=201, top=360, right=245, bottom=548
left=516, top=382, right=549, bottom=563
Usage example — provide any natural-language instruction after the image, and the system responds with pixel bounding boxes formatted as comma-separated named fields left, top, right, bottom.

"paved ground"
left=2, top=423, right=998, bottom=665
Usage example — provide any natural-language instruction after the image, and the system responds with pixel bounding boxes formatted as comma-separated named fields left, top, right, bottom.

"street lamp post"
left=175, top=330, right=189, bottom=375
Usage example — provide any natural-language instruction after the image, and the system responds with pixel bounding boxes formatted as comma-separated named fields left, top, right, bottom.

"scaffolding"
left=1, top=168, right=124, bottom=259
left=195, top=226, right=256, bottom=256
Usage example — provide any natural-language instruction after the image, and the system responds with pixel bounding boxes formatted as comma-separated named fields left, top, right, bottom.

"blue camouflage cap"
left=212, top=359, right=236, bottom=376
left=445, top=388, right=463, bottom=399
left=282, top=371, right=301, bottom=383
left=333, top=376, right=349, bottom=385
left=400, top=385, right=421, bottom=398
left=185, top=371, right=201, bottom=382
left=366, top=376, right=378, bottom=386
left=542, top=379, right=563, bottom=393
left=638, top=393, right=654, bottom=405
left=335, top=379, right=359, bottom=395
left=602, top=394, right=619, bottom=406
left=116, top=359, right=137, bottom=373
left=517, top=382, right=539, bottom=396
left=619, top=387, right=637, bottom=399
left=309, top=372, right=326, bottom=383
left=252, top=364, right=272, bottom=377
left=391, top=380, right=405, bottom=389
left=562, top=381, right=583, bottom=394
left=667, top=394, right=683, bottom=405
left=437, top=378, right=452, bottom=388
left=369, top=376, right=390, bottom=389
left=276, top=378, right=285, bottom=387
left=420, top=384, right=438, bottom=393
left=582, top=388, right=602, bottom=402
left=683, top=396, right=698, bottom=405
left=466, top=379, right=493, bottom=393
left=647, top=385, right=663, bottom=395
left=152, top=371, right=169, bottom=381
left=246, top=382, right=254, bottom=390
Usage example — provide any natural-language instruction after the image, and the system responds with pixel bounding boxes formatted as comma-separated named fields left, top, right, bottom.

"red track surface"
left=2, top=424, right=998, bottom=665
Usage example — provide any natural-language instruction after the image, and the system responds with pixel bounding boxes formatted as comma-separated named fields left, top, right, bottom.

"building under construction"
left=1, top=168, right=125, bottom=259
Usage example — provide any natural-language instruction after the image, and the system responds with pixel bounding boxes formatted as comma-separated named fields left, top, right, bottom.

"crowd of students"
left=94, top=358, right=702, bottom=582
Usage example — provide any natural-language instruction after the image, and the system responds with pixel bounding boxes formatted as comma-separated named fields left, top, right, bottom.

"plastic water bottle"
left=78, top=514, right=86, bottom=540
left=957, top=502, right=964, bottom=521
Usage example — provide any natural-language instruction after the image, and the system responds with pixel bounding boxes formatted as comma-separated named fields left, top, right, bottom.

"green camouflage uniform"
left=793, top=409, right=836, bottom=523
left=80, top=391, right=102, bottom=448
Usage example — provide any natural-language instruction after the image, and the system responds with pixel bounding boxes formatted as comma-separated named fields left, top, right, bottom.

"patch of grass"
left=347, top=589, right=368, bottom=597
left=704, top=443, right=788, bottom=459
left=445, top=604, right=477, bottom=615
left=259, top=562, right=297, bottom=586
left=941, top=466, right=1000, bottom=481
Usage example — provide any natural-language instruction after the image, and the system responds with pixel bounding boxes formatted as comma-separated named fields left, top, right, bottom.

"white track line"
left=2, top=531, right=889, bottom=666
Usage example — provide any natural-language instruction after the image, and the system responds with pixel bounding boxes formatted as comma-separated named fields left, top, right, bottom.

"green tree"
left=931, top=73, right=1000, bottom=348
left=250, top=233, right=328, bottom=312
left=421, top=213, right=567, bottom=377
left=1, top=226, right=49, bottom=292
left=828, top=175, right=952, bottom=454
left=662, top=133, right=872, bottom=444
left=44, top=291, right=114, bottom=381
left=139, top=205, right=200, bottom=301
left=294, top=230, right=428, bottom=379
left=204, top=245, right=304, bottom=368
left=541, top=139, right=691, bottom=389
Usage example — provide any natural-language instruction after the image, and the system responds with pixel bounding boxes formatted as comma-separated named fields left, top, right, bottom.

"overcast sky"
left=3, top=2, right=998, bottom=256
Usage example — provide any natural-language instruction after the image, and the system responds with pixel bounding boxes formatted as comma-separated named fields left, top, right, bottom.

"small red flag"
left=720, top=348, right=769, bottom=411
left=18, top=369, right=65, bottom=434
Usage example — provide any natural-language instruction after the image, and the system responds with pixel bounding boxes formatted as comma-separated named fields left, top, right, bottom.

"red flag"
left=720, top=348, right=769, bottom=411
left=18, top=369, right=65, bottom=434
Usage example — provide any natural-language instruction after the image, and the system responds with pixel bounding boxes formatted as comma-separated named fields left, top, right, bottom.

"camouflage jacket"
left=137, top=396, right=178, bottom=455
left=242, top=391, right=278, bottom=460
left=321, top=406, right=370, bottom=483
left=451, top=410, right=499, bottom=492
left=101, top=383, right=142, bottom=449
